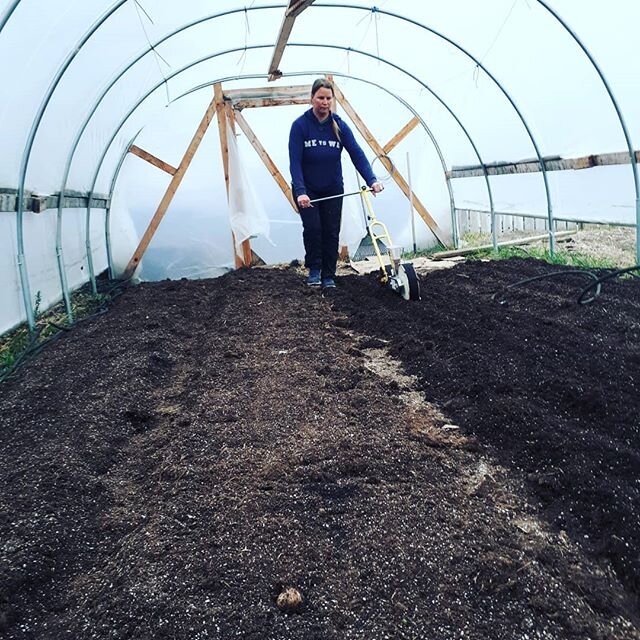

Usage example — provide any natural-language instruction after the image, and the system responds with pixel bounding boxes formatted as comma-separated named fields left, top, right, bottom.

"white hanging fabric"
left=226, top=120, right=272, bottom=257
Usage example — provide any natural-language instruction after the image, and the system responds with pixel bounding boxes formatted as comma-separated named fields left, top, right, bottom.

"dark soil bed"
left=1, top=258, right=639, bottom=639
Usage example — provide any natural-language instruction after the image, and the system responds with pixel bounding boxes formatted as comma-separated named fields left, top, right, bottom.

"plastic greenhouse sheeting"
left=0, top=0, right=638, bottom=334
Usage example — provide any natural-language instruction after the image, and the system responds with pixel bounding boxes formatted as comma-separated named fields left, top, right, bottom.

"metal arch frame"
left=13, top=3, right=487, bottom=329
left=102, top=70, right=456, bottom=280
left=14, top=0, right=130, bottom=331
left=83, top=43, right=492, bottom=281
left=314, top=4, right=555, bottom=253
left=55, top=4, right=458, bottom=317
left=56, top=5, right=289, bottom=321
left=0, top=0, right=20, bottom=33
left=535, top=0, right=640, bottom=262
left=8, top=2, right=635, bottom=325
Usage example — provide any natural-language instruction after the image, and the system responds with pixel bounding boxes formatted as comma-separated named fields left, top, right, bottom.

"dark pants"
left=299, top=190, right=343, bottom=279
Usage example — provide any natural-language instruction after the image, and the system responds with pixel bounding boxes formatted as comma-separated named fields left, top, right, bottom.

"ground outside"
left=0, top=257, right=639, bottom=639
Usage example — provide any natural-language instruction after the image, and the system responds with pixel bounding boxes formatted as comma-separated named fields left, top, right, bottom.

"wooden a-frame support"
left=122, top=88, right=255, bottom=280
left=123, top=77, right=445, bottom=280
left=214, top=78, right=449, bottom=259
left=122, top=94, right=219, bottom=280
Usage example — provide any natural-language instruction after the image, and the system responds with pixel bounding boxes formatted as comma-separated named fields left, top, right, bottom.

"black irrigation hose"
left=577, top=265, right=640, bottom=304
left=492, top=265, right=640, bottom=306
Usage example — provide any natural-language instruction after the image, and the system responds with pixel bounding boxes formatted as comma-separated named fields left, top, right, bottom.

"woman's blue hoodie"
left=288, top=109, right=377, bottom=198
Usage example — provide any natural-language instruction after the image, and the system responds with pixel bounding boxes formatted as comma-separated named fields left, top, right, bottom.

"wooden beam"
left=267, top=1, right=316, bottom=81
left=0, top=188, right=109, bottom=212
left=332, top=83, right=449, bottom=247
left=233, top=97, right=310, bottom=110
left=447, top=150, right=640, bottom=179
left=122, top=94, right=218, bottom=280
left=382, top=116, right=420, bottom=155
left=218, top=85, right=255, bottom=268
left=223, top=85, right=311, bottom=101
left=234, top=109, right=297, bottom=211
left=214, top=83, right=231, bottom=196
left=129, top=145, right=177, bottom=175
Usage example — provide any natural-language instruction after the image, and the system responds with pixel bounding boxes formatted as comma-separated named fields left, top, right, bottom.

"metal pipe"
left=407, top=152, right=417, bottom=253
left=55, top=195, right=74, bottom=323
left=105, top=130, right=143, bottom=280
left=0, top=0, right=21, bottom=33
left=314, top=4, right=552, bottom=252
left=309, top=189, right=370, bottom=204
left=535, top=0, right=640, bottom=263
left=15, top=0, right=129, bottom=331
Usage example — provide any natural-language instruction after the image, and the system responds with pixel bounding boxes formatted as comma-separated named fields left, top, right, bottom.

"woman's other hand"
left=297, top=194, right=312, bottom=209
left=370, top=181, right=384, bottom=195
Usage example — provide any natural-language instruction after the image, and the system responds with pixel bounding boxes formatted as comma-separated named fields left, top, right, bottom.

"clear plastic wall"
left=0, top=0, right=638, bottom=333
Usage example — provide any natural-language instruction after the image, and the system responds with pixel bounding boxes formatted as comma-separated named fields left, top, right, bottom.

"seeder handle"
left=309, top=187, right=372, bottom=204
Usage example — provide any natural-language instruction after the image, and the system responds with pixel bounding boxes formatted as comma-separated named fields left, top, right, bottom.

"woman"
left=289, top=78, right=384, bottom=288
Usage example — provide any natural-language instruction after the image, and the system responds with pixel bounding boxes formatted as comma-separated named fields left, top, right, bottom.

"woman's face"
left=311, top=87, right=333, bottom=119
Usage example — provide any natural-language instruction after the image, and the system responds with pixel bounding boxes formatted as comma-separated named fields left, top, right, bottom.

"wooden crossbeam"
left=234, top=109, right=297, bottom=211
left=233, top=97, right=310, bottom=110
left=122, top=94, right=218, bottom=280
left=447, top=150, right=640, bottom=179
left=129, top=145, right=177, bottom=175
left=268, top=1, right=316, bottom=81
left=224, top=85, right=311, bottom=101
left=382, top=116, right=420, bottom=155
left=332, top=83, right=449, bottom=247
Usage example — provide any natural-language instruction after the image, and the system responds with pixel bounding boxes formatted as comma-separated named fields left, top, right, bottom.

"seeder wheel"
left=398, top=263, right=421, bottom=301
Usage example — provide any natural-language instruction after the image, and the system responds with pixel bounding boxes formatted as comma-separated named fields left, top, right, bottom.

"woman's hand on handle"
left=297, top=194, right=312, bottom=209
left=370, top=181, right=384, bottom=195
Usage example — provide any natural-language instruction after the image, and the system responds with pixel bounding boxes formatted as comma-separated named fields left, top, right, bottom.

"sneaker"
left=306, top=269, right=321, bottom=286
left=321, top=277, right=336, bottom=289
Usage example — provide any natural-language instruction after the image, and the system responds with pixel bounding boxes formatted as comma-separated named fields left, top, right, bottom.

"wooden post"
left=332, top=82, right=449, bottom=247
left=122, top=95, right=218, bottom=280
left=215, top=83, right=250, bottom=268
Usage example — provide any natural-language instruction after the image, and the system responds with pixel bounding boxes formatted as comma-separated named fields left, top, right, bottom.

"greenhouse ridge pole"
left=535, top=0, right=640, bottom=262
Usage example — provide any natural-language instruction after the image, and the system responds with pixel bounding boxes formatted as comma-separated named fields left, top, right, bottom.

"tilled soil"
left=0, top=258, right=639, bottom=639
